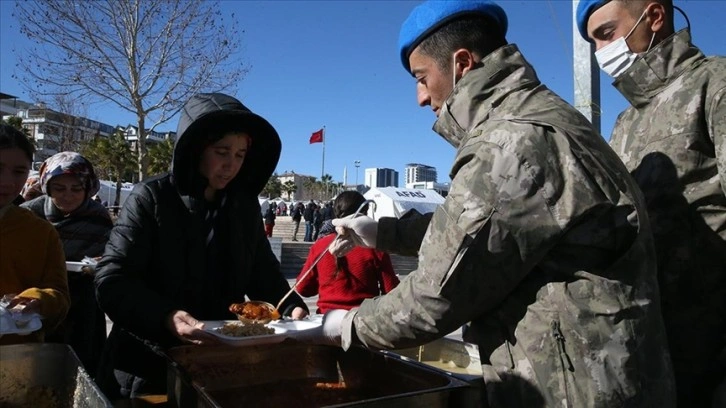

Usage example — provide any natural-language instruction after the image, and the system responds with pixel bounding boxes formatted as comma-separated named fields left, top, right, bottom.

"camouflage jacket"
left=340, top=45, right=675, bottom=408
left=609, top=29, right=726, bottom=404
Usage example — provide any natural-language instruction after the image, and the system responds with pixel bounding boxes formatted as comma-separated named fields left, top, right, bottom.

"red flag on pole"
left=309, top=129, right=324, bottom=144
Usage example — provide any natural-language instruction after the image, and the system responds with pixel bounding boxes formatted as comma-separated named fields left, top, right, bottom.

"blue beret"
left=398, top=1, right=508, bottom=72
left=576, top=0, right=610, bottom=41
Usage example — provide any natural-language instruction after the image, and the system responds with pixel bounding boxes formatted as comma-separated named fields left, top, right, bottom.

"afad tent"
left=258, top=198, right=270, bottom=217
left=363, top=187, right=445, bottom=221
left=97, top=180, right=134, bottom=207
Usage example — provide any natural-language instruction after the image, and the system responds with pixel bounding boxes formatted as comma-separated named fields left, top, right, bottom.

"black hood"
left=172, top=93, right=281, bottom=197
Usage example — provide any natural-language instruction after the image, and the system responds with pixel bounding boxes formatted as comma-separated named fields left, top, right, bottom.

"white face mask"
left=595, top=8, right=654, bottom=77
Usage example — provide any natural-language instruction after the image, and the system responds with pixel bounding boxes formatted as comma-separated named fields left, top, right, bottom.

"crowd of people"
left=1, top=0, right=724, bottom=406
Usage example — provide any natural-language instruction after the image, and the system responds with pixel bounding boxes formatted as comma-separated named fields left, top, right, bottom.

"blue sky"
left=1, top=1, right=724, bottom=186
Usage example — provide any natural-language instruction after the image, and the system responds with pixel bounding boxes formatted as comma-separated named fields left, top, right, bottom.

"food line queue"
left=1, top=0, right=724, bottom=407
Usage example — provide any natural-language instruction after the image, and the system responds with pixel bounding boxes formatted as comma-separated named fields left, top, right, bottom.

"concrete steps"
left=280, top=241, right=314, bottom=278
left=270, top=215, right=305, bottom=242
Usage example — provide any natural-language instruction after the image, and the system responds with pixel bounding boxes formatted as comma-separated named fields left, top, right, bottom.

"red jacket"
left=296, top=233, right=400, bottom=313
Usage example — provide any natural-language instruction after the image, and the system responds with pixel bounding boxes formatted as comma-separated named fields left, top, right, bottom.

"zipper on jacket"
left=552, top=320, right=575, bottom=372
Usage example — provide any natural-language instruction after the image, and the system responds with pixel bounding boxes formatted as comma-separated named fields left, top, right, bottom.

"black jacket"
left=291, top=205, right=303, bottom=221
left=303, top=203, right=315, bottom=222
left=264, top=207, right=276, bottom=225
left=94, top=93, right=306, bottom=397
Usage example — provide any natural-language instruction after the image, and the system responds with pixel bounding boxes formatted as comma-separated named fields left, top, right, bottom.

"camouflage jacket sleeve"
left=709, top=83, right=726, bottom=197
left=343, top=132, right=562, bottom=350
left=376, top=210, right=433, bottom=256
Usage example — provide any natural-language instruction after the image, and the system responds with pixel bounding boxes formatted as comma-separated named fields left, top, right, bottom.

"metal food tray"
left=382, top=337, right=487, bottom=404
left=166, top=340, right=480, bottom=408
left=383, top=337, right=483, bottom=382
left=0, top=343, right=113, bottom=408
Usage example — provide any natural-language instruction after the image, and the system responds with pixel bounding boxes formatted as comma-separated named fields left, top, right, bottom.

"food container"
left=382, top=338, right=487, bottom=402
left=384, top=338, right=483, bottom=381
left=166, top=341, right=480, bottom=408
left=0, top=343, right=113, bottom=407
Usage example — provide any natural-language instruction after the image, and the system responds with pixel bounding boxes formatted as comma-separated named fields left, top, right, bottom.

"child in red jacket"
left=296, top=191, right=399, bottom=313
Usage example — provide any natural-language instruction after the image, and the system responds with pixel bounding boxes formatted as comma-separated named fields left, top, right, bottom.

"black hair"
left=417, top=15, right=507, bottom=72
left=0, top=124, right=35, bottom=163
left=333, top=190, right=367, bottom=218
left=329, top=191, right=368, bottom=280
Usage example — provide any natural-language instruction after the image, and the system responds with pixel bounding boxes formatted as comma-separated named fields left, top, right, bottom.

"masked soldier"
left=577, top=1, right=726, bottom=405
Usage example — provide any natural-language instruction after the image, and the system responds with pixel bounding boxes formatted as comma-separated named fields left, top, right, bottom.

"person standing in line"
left=21, top=151, right=113, bottom=378
left=279, top=201, right=287, bottom=216
left=321, top=201, right=334, bottom=222
left=577, top=1, right=726, bottom=405
left=0, top=124, right=70, bottom=345
left=290, top=201, right=303, bottom=241
left=94, top=93, right=308, bottom=399
left=303, top=201, right=315, bottom=242
left=300, top=2, right=675, bottom=407
left=312, top=205, right=323, bottom=240
left=263, top=205, right=276, bottom=237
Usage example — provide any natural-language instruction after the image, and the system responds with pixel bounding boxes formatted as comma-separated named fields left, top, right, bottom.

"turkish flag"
left=309, top=129, right=324, bottom=144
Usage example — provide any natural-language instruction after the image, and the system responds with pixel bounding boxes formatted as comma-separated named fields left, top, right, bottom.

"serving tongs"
left=274, top=200, right=375, bottom=312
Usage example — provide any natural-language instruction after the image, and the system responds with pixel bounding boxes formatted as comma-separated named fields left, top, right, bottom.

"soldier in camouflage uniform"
left=577, top=1, right=726, bottom=405
left=297, top=1, right=677, bottom=407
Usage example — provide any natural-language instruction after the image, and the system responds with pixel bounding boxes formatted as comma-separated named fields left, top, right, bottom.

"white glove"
left=331, top=215, right=378, bottom=253
left=327, top=236, right=354, bottom=257
left=293, top=309, right=348, bottom=347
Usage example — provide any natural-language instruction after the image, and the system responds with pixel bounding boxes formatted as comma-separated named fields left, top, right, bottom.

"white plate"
left=0, top=312, right=42, bottom=336
left=268, top=319, right=321, bottom=332
left=202, top=320, right=288, bottom=347
left=66, top=261, right=94, bottom=273
left=202, top=319, right=321, bottom=347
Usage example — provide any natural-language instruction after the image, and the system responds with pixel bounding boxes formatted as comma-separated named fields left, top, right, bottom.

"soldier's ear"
left=453, top=49, right=477, bottom=77
left=645, top=2, right=666, bottom=35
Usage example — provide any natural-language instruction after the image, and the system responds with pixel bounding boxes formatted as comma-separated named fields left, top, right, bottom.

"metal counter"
left=166, top=340, right=480, bottom=407
left=0, top=343, right=112, bottom=408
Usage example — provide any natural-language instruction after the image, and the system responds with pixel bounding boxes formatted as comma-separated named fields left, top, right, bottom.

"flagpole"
left=321, top=126, right=326, bottom=180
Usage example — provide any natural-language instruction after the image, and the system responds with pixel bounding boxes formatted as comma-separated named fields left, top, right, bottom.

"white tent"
left=258, top=197, right=270, bottom=216
left=363, top=187, right=445, bottom=221
left=97, top=180, right=134, bottom=206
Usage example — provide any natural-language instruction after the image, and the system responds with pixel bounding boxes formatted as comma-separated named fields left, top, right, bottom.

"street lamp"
left=354, top=160, right=361, bottom=186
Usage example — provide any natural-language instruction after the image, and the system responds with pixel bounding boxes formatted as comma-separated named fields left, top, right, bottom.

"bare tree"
left=52, top=93, right=89, bottom=152
left=13, top=0, right=246, bottom=180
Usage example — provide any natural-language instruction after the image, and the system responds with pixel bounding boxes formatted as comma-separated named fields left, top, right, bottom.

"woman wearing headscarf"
left=21, top=151, right=113, bottom=377
left=94, top=93, right=309, bottom=399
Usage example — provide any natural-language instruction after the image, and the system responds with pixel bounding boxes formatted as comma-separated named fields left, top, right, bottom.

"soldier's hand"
left=327, top=236, right=355, bottom=257
left=332, top=215, right=378, bottom=252
left=291, top=309, right=347, bottom=347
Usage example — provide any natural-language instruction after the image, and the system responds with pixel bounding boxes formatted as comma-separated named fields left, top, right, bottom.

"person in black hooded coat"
left=94, top=93, right=309, bottom=398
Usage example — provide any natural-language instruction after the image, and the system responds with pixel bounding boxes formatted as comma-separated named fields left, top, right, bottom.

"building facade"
left=277, top=172, right=318, bottom=202
left=117, top=125, right=176, bottom=154
left=1, top=93, right=176, bottom=165
left=0, top=93, right=32, bottom=117
left=405, top=163, right=437, bottom=185
left=12, top=103, right=117, bottom=163
left=364, top=167, right=399, bottom=188
left=406, top=180, right=450, bottom=198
